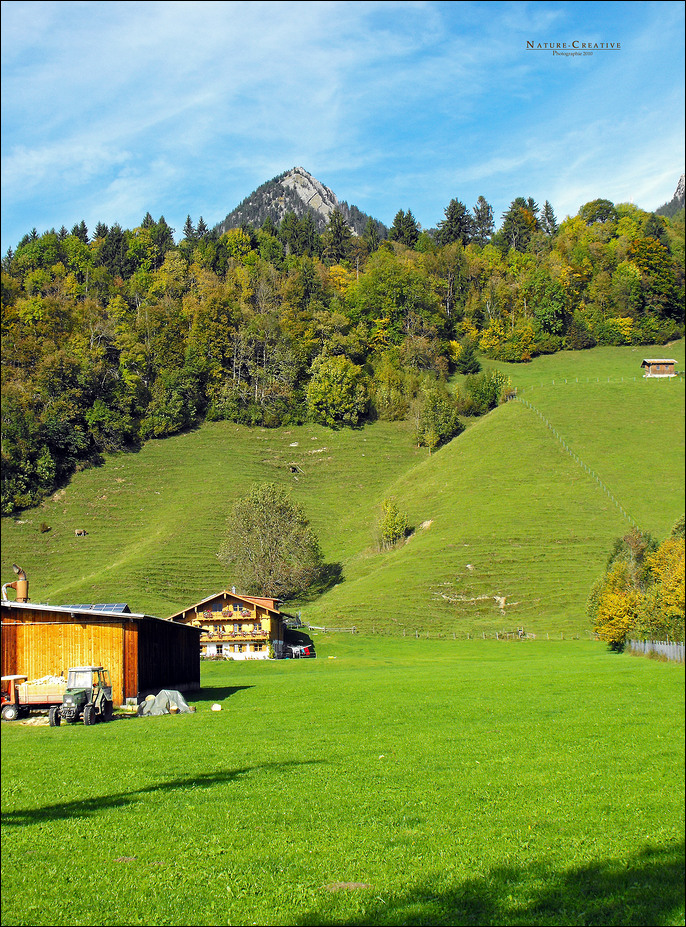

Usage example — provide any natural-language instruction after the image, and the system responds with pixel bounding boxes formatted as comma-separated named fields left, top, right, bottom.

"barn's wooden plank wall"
left=1, top=608, right=127, bottom=702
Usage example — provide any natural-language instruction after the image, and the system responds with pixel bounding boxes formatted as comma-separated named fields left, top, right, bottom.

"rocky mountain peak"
left=279, top=167, right=340, bottom=221
left=655, top=173, right=685, bottom=217
left=216, top=167, right=386, bottom=237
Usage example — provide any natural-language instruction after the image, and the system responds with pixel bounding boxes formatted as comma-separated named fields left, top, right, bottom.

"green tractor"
left=48, top=666, right=113, bottom=726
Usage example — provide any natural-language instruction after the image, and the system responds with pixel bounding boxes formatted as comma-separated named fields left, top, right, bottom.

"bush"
left=411, top=381, right=463, bottom=452
left=378, top=499, right=409, bottom=550
left=464, top=369, right=510, bottom=414
left=306, top=355, right=367, bottom=427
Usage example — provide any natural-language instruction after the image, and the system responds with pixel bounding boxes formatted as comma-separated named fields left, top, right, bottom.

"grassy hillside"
left=1, top=342, right=683, bottom=635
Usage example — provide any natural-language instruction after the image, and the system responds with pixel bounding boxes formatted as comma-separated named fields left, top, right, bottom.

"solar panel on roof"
left=63, top=603, right=130, bottom=613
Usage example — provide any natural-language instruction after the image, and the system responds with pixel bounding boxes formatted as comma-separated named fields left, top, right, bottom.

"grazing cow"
left=75, top=529, right=88, bottom=537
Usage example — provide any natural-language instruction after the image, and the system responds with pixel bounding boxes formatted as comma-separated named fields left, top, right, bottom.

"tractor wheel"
left=2, top=703, right=19, bottom=722
left=48, top=706, right=61, bottom=726
left=101, top=699, right=113, bottom=722
left=83, top=704, right=96, bottom=725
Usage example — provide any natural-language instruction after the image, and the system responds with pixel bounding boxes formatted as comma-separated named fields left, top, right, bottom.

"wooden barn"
left=641, top=358, right=677, bottom=378
left=168, top=590, right=286, bottom=660
left=1, top=600, right=201, bottom=706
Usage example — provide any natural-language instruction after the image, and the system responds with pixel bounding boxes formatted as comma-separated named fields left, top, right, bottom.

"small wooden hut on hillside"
left=641, top=358, right=677, bottom=378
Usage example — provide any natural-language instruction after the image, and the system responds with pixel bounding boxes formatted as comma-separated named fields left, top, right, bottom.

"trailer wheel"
left=2, top=704, right=19, bottom=722
left=48, top=706, right=61, bottom=726
left=83, top=704, right=96, bottom=725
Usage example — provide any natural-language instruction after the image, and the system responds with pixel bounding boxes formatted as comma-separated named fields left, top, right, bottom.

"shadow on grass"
left=296, top=840, right=685, bottom=927
left=2, top=759, right=323, bottom=827
left=192, top=684, right=254, bottom=702
left=297, top=562, right=344, bottom=603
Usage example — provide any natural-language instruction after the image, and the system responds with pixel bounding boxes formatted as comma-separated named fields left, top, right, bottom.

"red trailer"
left=1, top=675, right=66, bottom=720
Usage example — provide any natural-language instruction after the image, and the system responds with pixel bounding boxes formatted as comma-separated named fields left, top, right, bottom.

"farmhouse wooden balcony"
left=205, top=608, right=256, bottom=621
left=199, top=630, right=268, bottom=643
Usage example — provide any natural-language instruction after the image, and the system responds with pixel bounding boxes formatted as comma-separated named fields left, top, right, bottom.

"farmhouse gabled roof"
left=167, top=590, right=282, bottom=622
left=641, top=358, right=677, bottom=364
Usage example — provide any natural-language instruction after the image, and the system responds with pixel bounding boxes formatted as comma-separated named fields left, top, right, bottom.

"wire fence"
left=308, top=625, right=594, bottom=641
left=305, top=628, right=685, bottom=655
left=307, top=625, right=358, bottom=634
left=513, top=395, right=641, bottom=530
left=514, top=373, right=684, bottom=394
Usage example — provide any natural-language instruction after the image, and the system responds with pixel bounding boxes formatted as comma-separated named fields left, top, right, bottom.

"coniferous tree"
left=196, top=216, right=209, bottom=239
left=262, top=216, right=277, bottom=237
left=472, top=196, right=494, bottom=246
left=279, top=211, right=300, bottom=255
left=71, top=220, right=89, bottom=243
left=437, top=198, right=474, bottom=246
left=100, top=223, right=128, bottom=277
left=389, top=209, right=419, bottom=248
left=182, top=215, right=196, bottom=242
left=454, top=338, right=481, bottom=374
left=152, top=216, right=175, bottom=261
left=363, top=216, right=381, bottom=253
left=497, top=197, right=539, bottom=253
left=322, top=209, right=351, bottom=263
left=301, top=212, right=322, bottom=257
left=541, top=201, right=558, bottom=236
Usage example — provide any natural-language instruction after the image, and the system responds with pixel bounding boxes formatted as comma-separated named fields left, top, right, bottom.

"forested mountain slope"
left=2, top=180, right=683, bottom=522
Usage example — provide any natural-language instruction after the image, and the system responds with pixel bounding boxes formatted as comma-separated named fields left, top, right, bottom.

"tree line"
left=589, top=517, right=685, bottom=649
left=1, top=193, right=684, bottom=514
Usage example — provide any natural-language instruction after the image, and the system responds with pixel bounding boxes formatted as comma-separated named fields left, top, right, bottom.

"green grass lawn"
left=1, top=637, right=684, bottom=926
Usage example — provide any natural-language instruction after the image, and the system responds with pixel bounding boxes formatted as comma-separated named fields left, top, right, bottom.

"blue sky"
left=1, top=0, right=684, bottom=253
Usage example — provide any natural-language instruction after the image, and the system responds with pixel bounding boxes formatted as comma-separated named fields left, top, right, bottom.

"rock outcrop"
left=216, top=167, right=386, bottom=236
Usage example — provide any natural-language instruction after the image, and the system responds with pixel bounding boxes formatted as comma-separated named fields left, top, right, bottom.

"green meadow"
left=1, top=342, right=683, bottom=637
left=1, top=637, right=684, bottom=927
left=1, top=344, right=685, bottom=926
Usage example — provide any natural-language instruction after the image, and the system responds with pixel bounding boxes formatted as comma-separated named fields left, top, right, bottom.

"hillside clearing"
left=0, top=343, right=683, bottom=636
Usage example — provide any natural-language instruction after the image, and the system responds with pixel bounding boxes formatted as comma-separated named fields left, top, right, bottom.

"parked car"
left=288, top=644, right=316, bottom=659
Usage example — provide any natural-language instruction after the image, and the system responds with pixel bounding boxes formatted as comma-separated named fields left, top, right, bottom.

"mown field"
left=1, top=636, right=684, bottom=927
left=1, top=342, right=683, bottom=637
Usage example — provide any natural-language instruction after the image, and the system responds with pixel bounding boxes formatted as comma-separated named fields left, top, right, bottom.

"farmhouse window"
left=216, top=644, right=223, bottom=656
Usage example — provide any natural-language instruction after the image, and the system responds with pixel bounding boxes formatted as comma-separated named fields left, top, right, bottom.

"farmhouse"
left=168, top=590, right=286, bottom=660
left=1, top=599, right=201, bottom=706
left=641, top=358, right=677, bottom=378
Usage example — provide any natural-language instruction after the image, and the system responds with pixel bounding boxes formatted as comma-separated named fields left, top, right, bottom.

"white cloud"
left=1, top=1, right=684, bottom=250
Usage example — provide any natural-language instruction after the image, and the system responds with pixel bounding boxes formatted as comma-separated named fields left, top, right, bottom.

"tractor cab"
left=66, top=666, right=111, bottom=694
